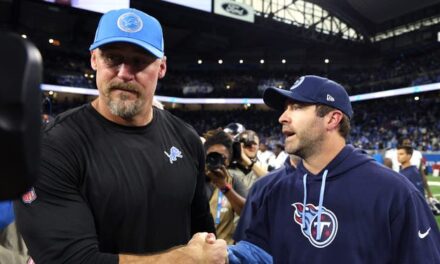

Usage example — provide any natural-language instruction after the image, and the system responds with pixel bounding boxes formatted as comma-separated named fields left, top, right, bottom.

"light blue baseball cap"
left=89, top=8, right=164, bottom=58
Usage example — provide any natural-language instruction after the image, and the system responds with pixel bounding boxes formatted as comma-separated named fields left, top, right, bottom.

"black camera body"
left=231, top=131, right=257, bottom=162
left=206, top=152, right=226, bottom=171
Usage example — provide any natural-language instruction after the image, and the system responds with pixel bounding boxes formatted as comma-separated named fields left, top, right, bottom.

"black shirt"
left=15, top=104, right=214, bottom=264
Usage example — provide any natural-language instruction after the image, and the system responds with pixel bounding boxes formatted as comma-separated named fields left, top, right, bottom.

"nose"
left=278, top=109, right=290, bottom=124
left=117, top=63, right=135, bottom=82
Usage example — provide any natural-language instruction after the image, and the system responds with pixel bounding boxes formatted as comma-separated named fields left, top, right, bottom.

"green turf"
left=427, top=176, right=440, bottom=227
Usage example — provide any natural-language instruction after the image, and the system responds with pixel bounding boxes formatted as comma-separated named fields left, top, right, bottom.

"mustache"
left=107, top=82, right=140, bottom=93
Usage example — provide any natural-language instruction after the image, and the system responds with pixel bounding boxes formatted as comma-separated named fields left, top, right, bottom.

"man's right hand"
left=186, top=232, right=227, bottom=264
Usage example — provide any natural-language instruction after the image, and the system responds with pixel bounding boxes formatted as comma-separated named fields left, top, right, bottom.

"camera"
left=206, top=152, right=226, bottom=171
left=231, top=131, right=258, bottom=162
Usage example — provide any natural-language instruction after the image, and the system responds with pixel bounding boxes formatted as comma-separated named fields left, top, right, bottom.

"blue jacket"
left=0, top=200, right=14, bottom=230
left=243, top=145, right=440, bottom=263
left=234, top=157, right=295, bottom=242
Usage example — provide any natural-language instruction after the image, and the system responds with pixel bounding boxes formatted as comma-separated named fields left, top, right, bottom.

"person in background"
left=397, top=145, right=425, bottom=195
left=384, top=138, right=425, bottom=173
left=204, top=129, right=247, bottom=244
left=0, top=200, right=28, bottom=264
left=231, top=130, right=268, bottom=192
left=397, top=145, right=440, bottom=215
left=257, top=141, right=275, bottom=169
left=267, top=143, right=289, bottom=171
left=15, top=8, right=226, bottom=264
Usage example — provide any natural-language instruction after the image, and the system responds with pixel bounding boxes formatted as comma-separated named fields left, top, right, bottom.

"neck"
left=303, top=136, right=345, bottom=175
left=92, top=99, right=153, bottom=127
left=401, top=161, right=411, bottom=169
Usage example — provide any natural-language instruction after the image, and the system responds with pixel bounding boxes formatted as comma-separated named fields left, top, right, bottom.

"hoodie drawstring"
left=316, top=169, right=328, bottom=240
left=301, top=173, right=308, bottom=230
left=302, top=169, right=329, bottom=240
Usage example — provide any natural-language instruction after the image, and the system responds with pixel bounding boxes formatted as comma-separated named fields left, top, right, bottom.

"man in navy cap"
left=227, top=75, right=440, bottom=263
left=15, top=8, right=227, bottom=264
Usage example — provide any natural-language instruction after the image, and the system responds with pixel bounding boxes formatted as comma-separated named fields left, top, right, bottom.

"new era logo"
left=326, top=94, right=335, bottom=102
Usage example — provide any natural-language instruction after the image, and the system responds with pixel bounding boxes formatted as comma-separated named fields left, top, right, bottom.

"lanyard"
left=215, top=191, right=224, bottom=225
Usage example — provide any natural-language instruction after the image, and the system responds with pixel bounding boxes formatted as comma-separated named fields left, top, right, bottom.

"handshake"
left=184, top=232, right=228, bottom=264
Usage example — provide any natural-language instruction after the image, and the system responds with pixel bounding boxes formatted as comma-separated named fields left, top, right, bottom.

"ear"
left=90, top=50, right=97, bottom=71
left=158, top=56, right=167, bottom=79
left=326, top=110, right=343, bottom=131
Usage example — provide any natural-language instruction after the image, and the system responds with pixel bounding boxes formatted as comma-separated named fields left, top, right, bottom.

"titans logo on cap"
left=117, top=12, right=143, bottom=33
left=290, top=76, right=305, bottom=90
left=292, top=202, right=338, bottom=248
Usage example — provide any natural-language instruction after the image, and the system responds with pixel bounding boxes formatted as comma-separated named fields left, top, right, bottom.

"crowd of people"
left=43, top=91, right=440, bottom=152
left=169, top=95, right=440, bottom=152
left=41, top=44, right=440, bottom=97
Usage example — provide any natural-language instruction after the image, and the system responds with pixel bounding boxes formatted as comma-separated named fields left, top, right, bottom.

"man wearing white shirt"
left=257, top=142, right=275, bottom=169
left=267, top=143, right=289, bottom=171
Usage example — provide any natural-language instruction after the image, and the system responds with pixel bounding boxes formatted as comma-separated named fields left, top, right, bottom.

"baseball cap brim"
left=263, top=87, right=316, bottom=111
left=89, top=37, right=164, bottom=58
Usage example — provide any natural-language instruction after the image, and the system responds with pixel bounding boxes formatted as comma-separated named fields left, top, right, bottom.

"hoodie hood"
left=297, top=144, right=372, bottom=181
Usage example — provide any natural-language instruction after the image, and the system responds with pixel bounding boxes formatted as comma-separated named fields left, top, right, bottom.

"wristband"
left=220, top=183, right=232, bottom=194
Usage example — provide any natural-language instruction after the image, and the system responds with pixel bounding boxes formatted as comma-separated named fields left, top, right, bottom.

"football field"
left=427, top=176, right=440, bottom=228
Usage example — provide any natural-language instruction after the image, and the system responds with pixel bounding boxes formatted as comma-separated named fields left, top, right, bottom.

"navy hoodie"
left=245, top=145, right=440, bottom=263
left=234, top=157, right=295, bottom=242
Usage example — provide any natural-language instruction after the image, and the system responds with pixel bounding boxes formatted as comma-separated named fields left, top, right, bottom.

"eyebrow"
left=285, top=100, right=314, bottom=108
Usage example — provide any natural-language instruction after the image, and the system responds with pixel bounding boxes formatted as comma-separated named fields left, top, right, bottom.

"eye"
left=132, top=56, right=155, bottom=70
left=103, top=54, right=123, bottom=67
left=290, top=104, right=302, bottom=110
left=132, top=57, right=150, bottom=69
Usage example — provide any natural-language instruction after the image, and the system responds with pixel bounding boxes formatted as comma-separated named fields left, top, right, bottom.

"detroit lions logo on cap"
left=117, top=12, right=143, bottom=33
left=292, top=202, right=338, bottom=248
left=290, top=76, right=305, bottom=90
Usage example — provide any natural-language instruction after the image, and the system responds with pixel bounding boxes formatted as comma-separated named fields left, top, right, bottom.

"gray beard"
left=107, top=94, right=144, bottom=120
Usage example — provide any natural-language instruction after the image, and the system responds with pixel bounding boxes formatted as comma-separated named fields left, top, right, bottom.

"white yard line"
left=428, top=181, right=440, bottom=186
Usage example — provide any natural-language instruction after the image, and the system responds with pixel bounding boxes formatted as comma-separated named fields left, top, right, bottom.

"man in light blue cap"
left=15, top=8, right=227, bottom=264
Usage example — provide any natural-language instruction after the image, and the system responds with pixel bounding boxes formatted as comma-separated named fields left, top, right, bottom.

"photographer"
left=231, top=130, right=268, bottom=191
left=204, top=129, right=247, bottom=244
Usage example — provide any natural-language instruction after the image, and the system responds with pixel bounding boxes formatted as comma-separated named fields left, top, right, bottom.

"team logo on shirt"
left=164, top=146, right=183, bottom=164
left=292, top=202, right=338, bottom=248
left=22, top=187, right=37, bottom=204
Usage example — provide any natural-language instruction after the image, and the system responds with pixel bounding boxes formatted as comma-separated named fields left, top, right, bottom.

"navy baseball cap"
left=89, top=8, right=164, bottom=58
left=263, top=75, right=353, bottom=119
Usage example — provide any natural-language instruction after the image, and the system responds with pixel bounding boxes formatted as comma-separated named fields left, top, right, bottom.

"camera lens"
left=206, top=152, right=225, bottom=171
